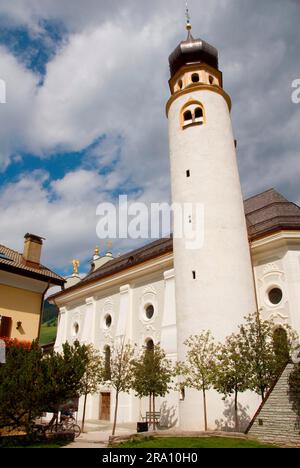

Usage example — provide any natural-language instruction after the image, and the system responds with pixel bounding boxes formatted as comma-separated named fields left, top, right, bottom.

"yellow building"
left=0, top=234, right=65, bottom=342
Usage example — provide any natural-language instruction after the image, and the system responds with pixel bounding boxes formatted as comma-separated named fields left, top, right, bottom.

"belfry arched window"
left=183, top=110, right=193, bottom=124
left=181, top=101, right=205, bottom=129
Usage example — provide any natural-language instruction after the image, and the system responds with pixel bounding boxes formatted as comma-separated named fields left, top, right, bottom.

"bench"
left=143, top=412, right=161, bottom=424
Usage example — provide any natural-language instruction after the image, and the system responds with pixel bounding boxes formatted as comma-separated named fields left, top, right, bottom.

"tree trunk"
left=26, top=409, right=32, bottom=436
left=81, top=393, right=88, bottom=433
left=202, top=387, right=208, bottom=431
left=149, top=393, right=152, bottom=430
left=112, top=391, right=119, bottom=436
left=152, top=393, right=156, bottom=431
left=261, top=387, right=265, bottom=401
left=234, top=390, right=239, bottom=432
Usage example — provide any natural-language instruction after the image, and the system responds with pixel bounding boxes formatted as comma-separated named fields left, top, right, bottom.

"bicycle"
left=50, top=416, right=81, bottom=438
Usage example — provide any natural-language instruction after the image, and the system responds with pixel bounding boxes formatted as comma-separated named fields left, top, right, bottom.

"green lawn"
left=39, top=324, right=57, bottom=345
left=118, top=437, right=278, bottom=449
left=6, top=442, right=67, bottom=449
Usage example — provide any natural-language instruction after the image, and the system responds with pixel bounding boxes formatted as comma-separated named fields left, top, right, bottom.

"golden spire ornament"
left=94, top=245, right=100, bottom=257
left=72, top=259, right=80, bottom=275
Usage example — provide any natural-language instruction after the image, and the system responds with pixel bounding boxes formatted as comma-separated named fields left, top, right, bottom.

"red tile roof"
left=0, top=244, right=65, bottom=286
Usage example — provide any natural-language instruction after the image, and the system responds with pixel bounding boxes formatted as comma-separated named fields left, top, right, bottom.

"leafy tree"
left=0, top=342, right=44, bottom=434
left=41, top=341, right=90, bottom=422
left=180, top=331, right=218, bottom=431
left=79, top=345, right=105, bottom=433
left=214, top=333, right=250, bottom=432
left=239, top=313, right=298, bottom=400
left=0, top=341, right=91, bottom=435
left=108, top=339, right=135, bottom=436
left=132, top=344, right=174, bottom=430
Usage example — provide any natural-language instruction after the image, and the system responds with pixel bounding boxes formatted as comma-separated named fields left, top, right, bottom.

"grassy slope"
left=118, top=437, right=278, bottom=449
left=39, top=324, right=57, bottom=345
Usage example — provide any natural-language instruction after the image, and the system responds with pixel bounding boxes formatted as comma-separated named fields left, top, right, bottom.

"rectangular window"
left=0, top=316, right=12, bottom=338
left=186, top=170, right=190, bottom=178
left=192, top=271, right=196, bottom=280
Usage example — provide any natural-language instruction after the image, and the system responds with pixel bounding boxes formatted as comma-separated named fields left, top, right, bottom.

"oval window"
left=268, top=288, right=283, bottom=305
left=104, top=314, right=112, bottom=329
left=145, top=305, right=154, bottom=320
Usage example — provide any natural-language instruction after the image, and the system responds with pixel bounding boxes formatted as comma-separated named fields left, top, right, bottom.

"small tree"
left=79, top=345, right=105, bottom=433
left=0, top=341, right=90, bottom=435
left=132, top=344, right=174, bottom=430
left=109, top=339, right=135, bottom=436
left=181, top=331, right=217, bottom=431
left=214, top=333, right=250, bottom=432
left=41, top=341, right=90, bottom=425
left=239, top=313, right=298, bottom=400
left=0, top=342, right=44, bottom=434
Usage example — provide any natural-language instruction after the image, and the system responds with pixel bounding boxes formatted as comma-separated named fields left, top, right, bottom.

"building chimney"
left=23, top=233, right=44, bottom=266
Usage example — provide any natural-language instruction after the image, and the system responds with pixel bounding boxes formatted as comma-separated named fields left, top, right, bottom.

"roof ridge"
left=0, top=244, right=21, bottom=256
left=244, top=188, right=278, bottom=203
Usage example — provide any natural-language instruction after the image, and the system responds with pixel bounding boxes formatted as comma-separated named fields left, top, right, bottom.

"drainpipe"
left=37, top=280, right=51, bottom=344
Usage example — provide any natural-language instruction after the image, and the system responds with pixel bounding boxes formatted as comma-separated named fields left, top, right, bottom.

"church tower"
left=167, top=16, right=257, bottom=429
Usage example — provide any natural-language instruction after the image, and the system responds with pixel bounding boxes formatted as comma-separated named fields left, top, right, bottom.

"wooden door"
left=100, top=393, right=111, bottom=421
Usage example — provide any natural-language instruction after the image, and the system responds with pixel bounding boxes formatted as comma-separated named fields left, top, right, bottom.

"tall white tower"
left=167, top=20, right=257, bottom=429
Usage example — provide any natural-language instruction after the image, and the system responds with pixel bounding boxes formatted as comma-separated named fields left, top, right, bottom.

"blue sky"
left=0, top=0, right=299, bottom=282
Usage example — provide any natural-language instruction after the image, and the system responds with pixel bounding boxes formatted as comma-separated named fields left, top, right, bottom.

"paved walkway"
left=64, top=421, right=136, bottom=449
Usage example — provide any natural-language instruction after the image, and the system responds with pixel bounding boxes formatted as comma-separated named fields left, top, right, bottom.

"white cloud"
left=0, top=46, right=38, bottom=169
left=0, top=0, right=300, bottom=274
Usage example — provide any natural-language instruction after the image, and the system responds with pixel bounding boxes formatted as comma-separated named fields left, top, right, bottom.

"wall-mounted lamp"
left=16, top=321, right=22, bottom=330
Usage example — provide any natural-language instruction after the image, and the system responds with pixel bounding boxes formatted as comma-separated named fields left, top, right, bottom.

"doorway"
left=100, top=393, right=111, bottom=421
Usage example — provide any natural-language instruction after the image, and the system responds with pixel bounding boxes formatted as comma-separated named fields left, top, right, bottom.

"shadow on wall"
left=215, top=399, right=251, bottom=433
left=159, top=401, right=178, bottom=429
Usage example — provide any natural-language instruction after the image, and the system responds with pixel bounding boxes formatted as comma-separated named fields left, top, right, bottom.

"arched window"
left=181, top=101, right=205, bottom=129
left=178, top=79, right=183, bottom=89
left=145, top=338, right=154, bottom=352
left=191, top=73, right=200, bottom=83
left=183, top=110, right=193, bottom=123
left=104, top=345, right=111, bottom=381
left=194, top=107, right=204, bottom=123
left=209, top=75, right=215, bottom=85
left=72, top=322, right=79, bottom=337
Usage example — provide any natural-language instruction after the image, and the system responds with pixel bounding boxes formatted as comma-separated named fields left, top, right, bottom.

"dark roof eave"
left=0, top=262, right=65, bottom=286
left=49, top=238, right=173, bottom=301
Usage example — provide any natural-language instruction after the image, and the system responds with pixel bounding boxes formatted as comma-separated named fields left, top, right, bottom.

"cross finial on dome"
left=185, top=0, right=192, bottom=31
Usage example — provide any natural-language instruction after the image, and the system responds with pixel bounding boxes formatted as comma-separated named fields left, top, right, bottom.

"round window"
left=104, top=314, right=112, bottom=329
left=191, top=73, right=200, bottom=83
left=145, top=305, right=154, bottom=320
left=268, top=288, right=283, bottom=305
